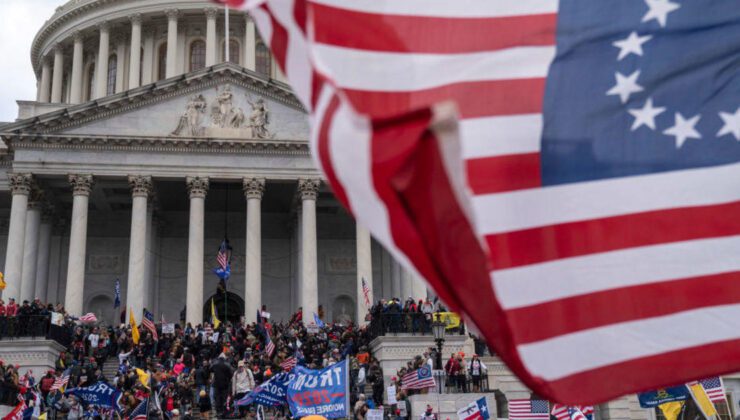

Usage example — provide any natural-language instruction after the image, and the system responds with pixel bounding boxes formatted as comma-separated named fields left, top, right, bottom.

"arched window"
left=86, top=63, right=96, bottom=101
left=256, top=42, right=271, bottom=76
left=190, top=40, right=206, bottom=71
left=106, top=54, right=117, bottom=95
left=158, top=43, right=167, bottom=80
left=225, top=39, right=240, bottom=64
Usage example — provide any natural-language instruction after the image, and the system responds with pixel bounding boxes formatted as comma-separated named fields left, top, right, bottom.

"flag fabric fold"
left=129, top=309, right=140, bottom=345
left=142, top=309, right=158, bottom=341
left=211, top=299, right=221, bottom=330
left=217, top=0, right=740, bottom=404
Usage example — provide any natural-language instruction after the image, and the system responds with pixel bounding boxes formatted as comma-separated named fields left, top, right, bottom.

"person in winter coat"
left=210, top=355, right=233, bottom=416
left=466, top=354, right=487, bottom=392
left=198, top=390, right=212, bottom=419
left=231, top=360, right=255, bottom=399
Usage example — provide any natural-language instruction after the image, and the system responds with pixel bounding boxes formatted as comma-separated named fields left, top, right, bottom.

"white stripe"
left=312, top=44, right=555, bottom=92
left=250, top=6, right=274, bottom=51
left=519, top=303, right=740, bottom=381
left=264, top=0, right=314, bottom=110
left=310, top=0, right=558, bottom=18
left=460, top=114, right=542, bottom=160
left=473, top=162, right=740, bottom=235
left=493, top=235, right=740, bottom=309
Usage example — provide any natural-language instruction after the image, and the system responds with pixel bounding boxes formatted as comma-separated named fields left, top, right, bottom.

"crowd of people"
left=0, top=293, right=493, bottom=419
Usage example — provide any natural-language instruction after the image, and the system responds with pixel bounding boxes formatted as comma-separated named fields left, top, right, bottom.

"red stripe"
left=311, top=4, right=556, bottom=53
left=546, top=338, right=740, bottom=405
left=343, top=78, right=546, bottom=120
left=466, top=153, right=542, bottom=194
left=487, top=201, right=740, bottom=270
left=265, top=4, right=289, bottom=70
left=507, top=271, right=740, bottom=343
left=316, top=93, right=352, bottom=213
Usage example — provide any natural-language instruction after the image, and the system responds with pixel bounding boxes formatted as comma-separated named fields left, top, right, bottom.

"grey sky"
left=0, top=0, right=60, bottom=123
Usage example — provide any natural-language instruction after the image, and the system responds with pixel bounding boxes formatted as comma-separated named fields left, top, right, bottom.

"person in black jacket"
left=210, top=356, right=233, bottom=416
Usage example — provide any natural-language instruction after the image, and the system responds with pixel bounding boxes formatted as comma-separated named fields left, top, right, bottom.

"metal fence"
left=0, top=315, right=72, bottom=347
left=368, top=313, right=466, bottom=337
left=432, top=370, right=491, bottom=394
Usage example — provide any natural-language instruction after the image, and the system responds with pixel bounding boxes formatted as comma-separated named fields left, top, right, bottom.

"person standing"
left=210, top=355, right=233, bottom=417
left=467, top=354, right=487, bottom=392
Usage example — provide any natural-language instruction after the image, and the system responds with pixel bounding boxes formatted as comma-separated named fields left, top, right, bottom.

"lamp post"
left=432, top=313, right=446, bottom=370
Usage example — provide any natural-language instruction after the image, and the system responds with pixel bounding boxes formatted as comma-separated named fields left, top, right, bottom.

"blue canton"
left=541, top=0, right=740, bottom=185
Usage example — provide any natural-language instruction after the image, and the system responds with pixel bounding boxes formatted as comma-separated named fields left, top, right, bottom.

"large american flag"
left=142, top=309, right=158, bottom=341
left=509, top=399, right=549, bottom=420
left=218, top=0, right=740, bottom=404
left=216, top=239, right=231, bottom=270
left=401, top=366, right=436, bottom=390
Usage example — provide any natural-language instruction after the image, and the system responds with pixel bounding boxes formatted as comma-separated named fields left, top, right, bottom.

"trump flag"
left=218, top=0, right=740, bottom=404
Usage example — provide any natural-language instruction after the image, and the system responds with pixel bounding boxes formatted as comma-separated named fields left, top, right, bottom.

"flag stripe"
left=518, top=303, right=740, bottom=381
left=460, top=115, right=543, bottom=160
left=311, top=5, right=557, bottom=54
left=508, top=271, right=740, bottom=343
left=486, top=200, right=740, bottom=269
left=343, top=79, right=546, bottom=120
left=466, top=153, right=542, bottom=194
left=473, top=162, right=740, bottom=235
left=313, top=45, right=555, bottom=92
left=310, top=0, right=558, bottom=18
left=492, top=235, right=740, bottom=310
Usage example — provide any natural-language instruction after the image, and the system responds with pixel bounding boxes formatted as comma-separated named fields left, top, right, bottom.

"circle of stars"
left=606, top=0, right=740, bottom=148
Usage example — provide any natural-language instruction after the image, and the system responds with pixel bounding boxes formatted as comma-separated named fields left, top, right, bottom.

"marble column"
left=298, top=179, right=320, bottom=324
left=411, top=273, right=427, bottom=301
left=243, top=177, right=265, bottom=321
left=65, top=175, right=94, bottom=316
left=50, top=47, right=64, bottom=103
left=94, top=21, right=110, bottom=99
left=38, top=59, right=52, bottom=103
left=3, top=174, right=33, bottom=300
left=400, top=267, right=413, bottom=301
left=391, top=260, right=402, bottom=299
left=114, top=36, right=127, bottom=93
left=205, top=7, right=218, bottom=67
left=70, top=32, right=84, bottom=104
left=244, top=16, right=256, bottom=71
left=128, top=13, right=143, bottom=89
left=126, top=176, right=152, bottom=321
left=20, top=191, right=43, bottom=303
left=356, top=224, right=373, bottom=324
left=143, top=203, right=154, bottom=313
left=165, top=9, right=180, bottom=79
left=34, top=209, right=53, bottom=302
left=141, top=29, right=154, bottom=85
left=185, top=176, right=208, bottom=325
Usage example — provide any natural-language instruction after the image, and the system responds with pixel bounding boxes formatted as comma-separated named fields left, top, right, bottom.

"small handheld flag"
left=0, top=272, right=6, bottom=291
left=211, top=299, right=221, bottom=329
left=129, top=309, right=140, bottom=344
left=361, top=278, right=371, bottom=307
left=113, top=279, right=121, bottom=309
left=142, top=309, right=158, bottom=341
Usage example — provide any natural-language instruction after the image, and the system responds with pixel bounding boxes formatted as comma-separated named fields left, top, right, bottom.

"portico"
left=0, top=64, right=397, bottom=326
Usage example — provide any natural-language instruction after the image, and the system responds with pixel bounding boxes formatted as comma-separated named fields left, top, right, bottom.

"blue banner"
left=637, top=385, right=690, bottom=408
left=287, top=359, right=349, bottom=419
left=66, top=381, right=122, bottom=410
left=238, top=372, right=294, bottom=407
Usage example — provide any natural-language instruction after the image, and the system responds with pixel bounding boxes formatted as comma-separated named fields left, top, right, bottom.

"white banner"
left=162, top=323, right=175, bottom=334
left=367, top=409, right=384, bottom=420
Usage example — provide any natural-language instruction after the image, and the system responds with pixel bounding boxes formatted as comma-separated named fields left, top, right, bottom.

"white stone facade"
left=0, top=0, right=426, bottom=327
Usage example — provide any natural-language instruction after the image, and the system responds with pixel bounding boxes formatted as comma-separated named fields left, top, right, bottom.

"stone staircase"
left=102, top=358, right=119, bottom=383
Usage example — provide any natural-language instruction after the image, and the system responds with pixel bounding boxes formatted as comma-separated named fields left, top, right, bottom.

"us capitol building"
left=0, top=0, right=429, bottom=326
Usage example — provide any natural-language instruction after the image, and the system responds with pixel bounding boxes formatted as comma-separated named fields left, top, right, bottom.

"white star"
left=606, top=71, right=644, bottom=104
left=613, top=32, right=653, bottom=60
left=628, top=98, right=666, bottom=131
left=642, top=0, right=681, bottom=27
left=663, top=113, right=702, bottom=148
left=717, top=107, right=740, bottom=141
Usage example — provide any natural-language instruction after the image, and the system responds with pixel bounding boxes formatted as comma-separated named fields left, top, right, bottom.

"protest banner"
left=287, top=359, right=350, bottom=419
left=638, top=386, right=690, bottom=408
left=238, top=372, right=295, bottom=407
left=387, top=385, right=397, bottom=405
left=367, top=409, right=384, bottom=420
left=162, top=323, right=175, bottom=334
left=65, top=382, right=122, bottom=410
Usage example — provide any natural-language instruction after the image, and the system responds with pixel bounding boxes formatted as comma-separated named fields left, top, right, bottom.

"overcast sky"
left=0, top=0, right=60, bottom=123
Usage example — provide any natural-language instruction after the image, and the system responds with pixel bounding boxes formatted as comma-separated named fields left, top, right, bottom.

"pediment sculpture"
left=170, top=85, right=274, bottom=139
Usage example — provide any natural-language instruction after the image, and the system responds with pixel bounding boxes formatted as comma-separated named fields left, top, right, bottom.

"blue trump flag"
left=238, top=372, right=295, bottom=407
left=313, top=313, right=326, bottom=328
left=66, top=381, right=122, bottom=410
left=637, top=385, right=690, bottom=408
left=287, top=359, right=349, bottom=419
left=113, top=279, right=120, bottom=309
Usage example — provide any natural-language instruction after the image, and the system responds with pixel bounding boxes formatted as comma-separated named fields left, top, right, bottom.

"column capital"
left=205, top=7, right=219, bottom=19
left=128, top=175, right=153, bottom=198
left=53, top=43, right=65, bottom=54
left=96, top=20, right=110, bottom=32
left=68, top=174, right=94, bottom=196
left=298, top=178, right=321, bottom=201
left=186, top=176, right=209, bottom=199
left=243, top=177, right=266, bottom=200
left=128, top=13, right=143, bottom=25
left=9, top=174, right=33, bottom=196
left=165, top=8, right=180, bottom=20
left=72, top=30, right=84, bottom=43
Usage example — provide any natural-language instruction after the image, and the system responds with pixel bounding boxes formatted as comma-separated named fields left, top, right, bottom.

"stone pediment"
left=1, top=64, right=309, bottom=143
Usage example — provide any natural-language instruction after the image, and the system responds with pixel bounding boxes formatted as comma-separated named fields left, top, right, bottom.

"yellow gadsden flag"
left=135, top=368, right=150, bottom=389
left=0, top=272, right=6, bottom=290
left=129, top=309, right=140, bottom=344
left=688, top=382, right=718, bottom=419
left=211, top=299, right=221, bottom=329
left=658, top=401, right=684, bottom=420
